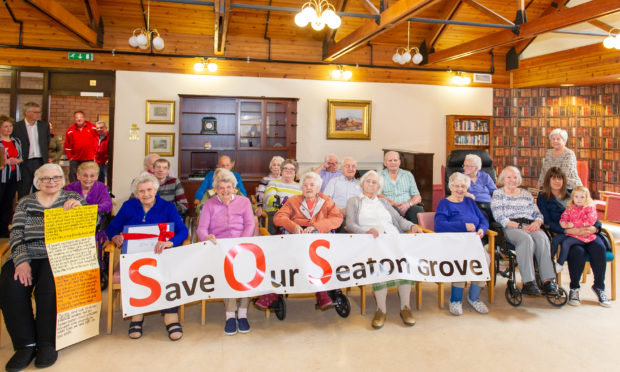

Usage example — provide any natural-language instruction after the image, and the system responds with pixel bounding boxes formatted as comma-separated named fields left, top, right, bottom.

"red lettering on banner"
left=128, top=258, right=161, bottom=307
left=308, top=239, right=332, bottom=285
left=224, top=243, right=266, bottom=291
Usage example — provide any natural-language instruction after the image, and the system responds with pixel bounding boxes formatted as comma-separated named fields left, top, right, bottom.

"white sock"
left=237, top=308, right=248, bottom=319
left=225, top=311, right=236, bottom=320
left=398, top=284, right=412, bottom=310
left=374, top=288, right=387, bottom=313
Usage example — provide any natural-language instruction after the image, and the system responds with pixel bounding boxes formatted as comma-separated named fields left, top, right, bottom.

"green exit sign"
left=68, top=52, right=94, bottom=61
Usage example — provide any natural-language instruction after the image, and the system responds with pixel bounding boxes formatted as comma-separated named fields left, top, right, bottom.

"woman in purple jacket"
left=196, top=169, right=255, bottom=336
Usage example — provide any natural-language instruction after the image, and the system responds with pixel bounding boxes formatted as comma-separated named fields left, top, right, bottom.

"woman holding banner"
left=105, top=173, right=188, bottom=341
left=0, top=164, right=85, bottom=371
left=345, top=170, right=422, bottom=329
left=272, top=171, right=343, bottom=309
left=435, top=172, right=489, bottom=316
left=196, top=169, right=255, bottom=336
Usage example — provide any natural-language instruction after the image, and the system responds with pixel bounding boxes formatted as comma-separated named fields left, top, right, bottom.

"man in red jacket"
left=94, top=121, right=109, bottom=183
left=64, top=111, right=97, bottom=182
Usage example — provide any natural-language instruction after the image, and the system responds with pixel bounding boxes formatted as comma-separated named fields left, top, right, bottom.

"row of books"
left=499, top=96, right=620, bottom=107
left=453, top=119, right=489, bottom=131
left=494, top=85, right=620, bottom=98
left=494, top=105, right=620, bottom=118
left=494, top=116, right=620, bottom=128
left=454, top=134, right=489, bottom=145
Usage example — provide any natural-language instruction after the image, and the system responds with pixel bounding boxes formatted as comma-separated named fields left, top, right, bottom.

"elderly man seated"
left=152, top=158, right=189, bottom=216
left=379, top=151, right=424, bottom=224
left=313, top=153, right=342, bottom=193
left=323, top=157, right=362, bottom=231
left=195, top=155, right=247, bottom=200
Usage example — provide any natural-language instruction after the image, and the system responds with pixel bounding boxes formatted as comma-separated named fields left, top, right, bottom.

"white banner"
left=120, top=233, right=489, bottom=317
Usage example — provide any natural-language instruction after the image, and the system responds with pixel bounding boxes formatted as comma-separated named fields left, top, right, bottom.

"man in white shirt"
left=13, top=102, right=50, bottom=197
left=323, top=157, right=362, bottom=231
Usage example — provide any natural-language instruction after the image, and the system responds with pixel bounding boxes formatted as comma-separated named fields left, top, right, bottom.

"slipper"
left=128, top=320, right=144, bottom=339
left=165, top=322, right=183, bottom=341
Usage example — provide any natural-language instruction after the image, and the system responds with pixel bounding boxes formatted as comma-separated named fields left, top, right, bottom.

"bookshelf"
left=445, top=115, right=493, bottom=161
left=493, top=85, right=620, bottom=194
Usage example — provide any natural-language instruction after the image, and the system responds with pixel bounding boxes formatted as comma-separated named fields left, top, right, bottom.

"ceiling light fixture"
left=392, top=22, right=423, bottom=65
left=602, top=28, right=620, bottom=49
left=331, top=65, right=352, bottom=80
left=128, top=0, right=164, bottom=51
left=295, top=0, right=341, bottom=31
left=451, top=71, right=471, bottom=85
left=194, top=58, right=218, bottom=73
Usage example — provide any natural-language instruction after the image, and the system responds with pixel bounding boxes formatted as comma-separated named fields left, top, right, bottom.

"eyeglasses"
left=40, top=176, right=63, bottom=184
left=282, top=167, right=296, bottom=172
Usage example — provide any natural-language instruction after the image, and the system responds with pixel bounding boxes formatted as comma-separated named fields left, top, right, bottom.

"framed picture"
left=326, top=99, right=371, bottom=140
left=201, top=116, right=217, bottom=133
left=146, top=100, right=175, bottom=124
left=145, top=133, right=175, bottom=156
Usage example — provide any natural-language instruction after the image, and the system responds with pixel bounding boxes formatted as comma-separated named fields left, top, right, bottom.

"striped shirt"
left=380, top=168, right=420, bottom=203
left=263, top=179, right=302, bottom=212
left=9, top=190, right=86, bottom=266
left=256, top=175, right=277, bottom=206
left=490, top=187, right=544, bottom=228
left=158, top=176, right=189, bottom=215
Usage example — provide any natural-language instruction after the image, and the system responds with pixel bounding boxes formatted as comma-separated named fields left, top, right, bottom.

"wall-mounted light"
left=331, top=65, right=352, bottom=80
left=194, top=58, right=218, bottom=73
left=392, top=22, right=423, bottom=65
left=603, top=28, right=620, bottom=49
left=451, top=71, right=471, bottom=85
left=129, top=124, right=140, bottom=141
left=128, top=0, right=164, bottom=51
left=295, top=0, right=341, bottom=31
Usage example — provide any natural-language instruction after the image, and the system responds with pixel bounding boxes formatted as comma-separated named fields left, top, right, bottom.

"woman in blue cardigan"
left=435, top=172, right=489, bottom=316
left=106, top=173, right=188, bottom=340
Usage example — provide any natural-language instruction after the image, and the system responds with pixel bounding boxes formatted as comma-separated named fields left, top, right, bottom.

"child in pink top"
left=556, top=187, right=598, bottom=271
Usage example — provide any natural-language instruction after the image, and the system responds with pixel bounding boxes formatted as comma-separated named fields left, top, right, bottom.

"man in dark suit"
left=13, top=102, right=50, bottom=198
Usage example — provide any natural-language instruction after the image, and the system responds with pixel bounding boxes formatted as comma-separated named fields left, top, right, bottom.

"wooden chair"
left=105, top=238, right=189, bottom=334
left=417, top=211, right=497, bottom=306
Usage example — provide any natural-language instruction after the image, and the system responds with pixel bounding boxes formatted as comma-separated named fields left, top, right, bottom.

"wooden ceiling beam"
left=323, top=0, right=347, bottom=47
left=357, top=0, right=380, bottom=15
left=423, top=0, right=461, bottom=51
left=588, top=19, right=616, bottom=33
left=84, top=0, right=101, bottom=28
left=462, top=0, right=513, bottom=25
left=427, top=0, right=620, bottom=64
left=514, top=0, right=569, bottom=56
left=323, top=0, right=437, bottom=61
left=24, top=0, right=100, bottom=47
left=213, top=0, right=231, bottom=55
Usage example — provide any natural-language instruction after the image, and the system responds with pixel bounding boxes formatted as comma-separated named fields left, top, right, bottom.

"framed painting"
left=326, top=99, right=371, bottom=140
left=145, top=133, right=175, bottom=156
left=146, top=100, right=175, bottom=124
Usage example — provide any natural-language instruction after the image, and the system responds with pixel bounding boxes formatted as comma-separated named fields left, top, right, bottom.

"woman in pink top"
left=557, top=186, right=599, bottom=270
left=196, top=169, right=255, bottom=336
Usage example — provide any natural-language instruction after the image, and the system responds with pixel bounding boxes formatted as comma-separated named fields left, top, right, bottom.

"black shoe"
left=5, top=347, right=36, bottom=372
left=34, top=346, right=58, bottom=369
left=542, top=280, right=559, bottom=296
left=522, top=281, right=541, bottom=295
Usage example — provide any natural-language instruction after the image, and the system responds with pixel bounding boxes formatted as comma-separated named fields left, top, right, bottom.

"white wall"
left=113, top=71, right=492, bottom=202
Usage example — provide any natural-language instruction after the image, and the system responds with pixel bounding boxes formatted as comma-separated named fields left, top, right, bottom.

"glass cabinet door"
left=266, top=101, right=287, bottom=148
left=239, top=101, right=262, bottom=148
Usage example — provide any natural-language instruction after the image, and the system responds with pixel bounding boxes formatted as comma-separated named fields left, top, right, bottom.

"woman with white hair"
left=105, top=173, right=188, bottom=341
left=346, top=170, right=422, bottom=329
left=537, top=128, right=582, bottom=189
left=462, top=153, right=497, bottom=221
left=491, top=166, right=558, bottom=297
left=0, top=164, right=85, bottom=370
left=435, top=172, right=489, bottom=316
left=271, top=171, right=343, bottom=308
left=255, top=155, right=284, bottom=213
left=196, top=169, right=255, bottom=336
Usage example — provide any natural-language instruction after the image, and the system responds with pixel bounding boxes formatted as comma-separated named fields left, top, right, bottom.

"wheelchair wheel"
left=334, top=292, right=351, bottom=318
left=505, top=280, right=523, bottom=307
left=273, top=295, right=286, bottom=320
left=546, top=287, right=568, bottom=307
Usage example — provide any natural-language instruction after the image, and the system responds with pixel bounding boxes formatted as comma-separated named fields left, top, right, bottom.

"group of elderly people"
left=0, top=126, right=611, bottom=371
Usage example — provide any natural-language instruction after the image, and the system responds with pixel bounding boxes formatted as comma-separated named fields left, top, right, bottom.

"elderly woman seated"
left=255, top=155, right=284, bottom=209
left=0, top=164, right=86, bottom=371
left=435, top=172, right=489, bottom=316
left=491, top=166, right=558, bottom=296
left=105, top=173, right=188, bottom=341
left=196, top=169, right=255, bottom=335
left=271, top=171, right=343, bottom=309
left=462, top=153, right=497, bottom=222
left=345, top=170, right=422, bottom=329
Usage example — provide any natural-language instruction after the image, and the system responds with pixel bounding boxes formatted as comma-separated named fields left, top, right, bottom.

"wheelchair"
left=254, top=214, right=351, bottom=320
